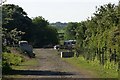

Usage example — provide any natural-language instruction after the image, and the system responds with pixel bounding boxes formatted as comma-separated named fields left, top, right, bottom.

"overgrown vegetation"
left=2, top=4, right=59, bottom=48
left=2, top=52, right=24, bottom=74
left=63, top=57, right=118, bottom=78
left=1, top=4, right=59, bottom=75
left=64, top=2, right=120, bottom=77
left=1, top=1, right=120, bottom=78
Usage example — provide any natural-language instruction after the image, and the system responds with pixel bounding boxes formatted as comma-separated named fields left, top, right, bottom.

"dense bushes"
left=2, top=52, right=24, bottom=73
left=2, top=52, right=23, bottom=65
left=31, top=16, right=59, bottom=47
left=77, top=3, right=120, bottom=70
left=64, top=3, right=120, bottom=71
left=2, top=4, right=59, bottom=48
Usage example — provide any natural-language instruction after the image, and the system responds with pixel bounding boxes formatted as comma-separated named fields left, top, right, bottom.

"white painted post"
left=61, top=52, right=63, bottom=58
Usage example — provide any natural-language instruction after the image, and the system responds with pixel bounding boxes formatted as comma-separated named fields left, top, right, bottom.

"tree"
left=2, top=28, right=25, bottom=52
left=63, top=2, right=120, bottom=71
left=2, top=4, right=59, bottom=47
left=32, top=16, right=49, bottom=27
left=2, top=4, right=33, bottom=41
left=64, top=22, right=78, bottom=40
left=32, top=16, right=59, bottom=47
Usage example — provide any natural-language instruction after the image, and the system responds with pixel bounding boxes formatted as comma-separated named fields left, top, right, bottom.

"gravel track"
left=3, top=48, right=93, bottom=79
left=30, top=48, right=92, bottom=78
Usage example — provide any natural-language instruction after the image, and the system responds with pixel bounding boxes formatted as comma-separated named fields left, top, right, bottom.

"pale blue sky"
left=4, top=0, right=118, bottom=23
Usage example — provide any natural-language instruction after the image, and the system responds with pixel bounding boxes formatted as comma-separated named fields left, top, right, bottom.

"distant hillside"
left=50, top=22, right=67, bottom=29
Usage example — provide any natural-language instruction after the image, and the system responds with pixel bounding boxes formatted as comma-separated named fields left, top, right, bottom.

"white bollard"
left=61, top=52, right=63, bottom=58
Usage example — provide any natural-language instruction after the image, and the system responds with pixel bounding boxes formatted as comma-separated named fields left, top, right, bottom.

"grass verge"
left=62, top=56, right=118, bottom=78
left=3, top=58, right=39, bottom=78
left=11, top=58, right=39, bottom=70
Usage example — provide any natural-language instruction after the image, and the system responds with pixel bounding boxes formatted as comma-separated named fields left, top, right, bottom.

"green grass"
left=12, top=58, right=39, bottom=70
left=62, top=56, right=118, bottom=78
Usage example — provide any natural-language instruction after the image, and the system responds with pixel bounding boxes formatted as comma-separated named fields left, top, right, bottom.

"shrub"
left=2, top=60, right=12, bottom=74
left=2, top=52, right=24, bottom=74
left=2, top=52, right=23, bottom=66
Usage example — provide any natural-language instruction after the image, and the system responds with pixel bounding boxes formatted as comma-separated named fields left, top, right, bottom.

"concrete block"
left=61, top=52, right=74, bottom=58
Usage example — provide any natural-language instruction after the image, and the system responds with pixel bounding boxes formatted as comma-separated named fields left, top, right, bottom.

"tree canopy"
left=2, top=4, right=59, bottom=47
left=31, top=16, right=58, bottom=47
left=64, top=3, right=120, bottom=70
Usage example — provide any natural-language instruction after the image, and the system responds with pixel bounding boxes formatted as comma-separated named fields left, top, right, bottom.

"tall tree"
left=64, top=22, right=78, bottom=40
left=2, top=4, right=33, bottom=41
left=32, top=16, right=59, bottom=47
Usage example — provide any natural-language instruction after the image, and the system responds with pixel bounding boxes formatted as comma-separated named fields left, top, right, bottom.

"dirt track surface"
left=3, top=48, right=94, bottom=79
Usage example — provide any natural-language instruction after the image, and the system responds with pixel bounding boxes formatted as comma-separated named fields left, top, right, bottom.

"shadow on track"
left=5, top=70, right=75, bottom=76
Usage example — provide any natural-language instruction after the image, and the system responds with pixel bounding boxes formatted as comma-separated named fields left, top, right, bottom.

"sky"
left=4, top=0, right=119, bottom=23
